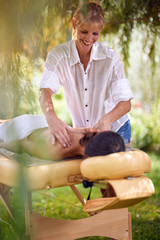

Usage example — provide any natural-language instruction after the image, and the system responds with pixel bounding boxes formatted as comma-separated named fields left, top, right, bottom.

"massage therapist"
left=39, top=1, right=134, bottom=148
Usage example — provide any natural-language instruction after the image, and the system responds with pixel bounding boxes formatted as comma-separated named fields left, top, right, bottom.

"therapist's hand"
left=93, top=116, right=111, bottom=132
left=48, top=116, right=71, bottom=148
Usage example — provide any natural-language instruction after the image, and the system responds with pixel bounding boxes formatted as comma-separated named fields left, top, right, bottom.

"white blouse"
left=39, top=40, right=134, bottom=132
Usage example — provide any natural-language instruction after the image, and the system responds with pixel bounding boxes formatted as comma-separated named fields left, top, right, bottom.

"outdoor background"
left=0, top=0, right=160, bottom=239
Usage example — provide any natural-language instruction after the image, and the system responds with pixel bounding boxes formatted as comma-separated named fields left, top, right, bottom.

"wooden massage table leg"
left=0, top=185, right=132, bottom=240
left=23, top=186, right=133, bottom=240
left=128, top=212, right=132, bottom=240
left=70, top=184, right=132, bottom=240
left=29, top=186, right=132, bottom=240
left=24, top=191, right=32, bottom=239
left=30, top=207, right=132, bottom=240
left=70, top=185, right=86, bottom=206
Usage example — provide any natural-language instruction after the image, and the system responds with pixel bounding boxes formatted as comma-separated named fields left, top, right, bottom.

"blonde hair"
left=72, top=1, right=105, bottom=38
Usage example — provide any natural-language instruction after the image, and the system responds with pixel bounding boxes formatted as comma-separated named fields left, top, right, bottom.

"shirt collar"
left=90, top=42, right=106, bottom=62
left=69, top=40, right=106, bottom=67
left=69, top=40, right=80, bottom=67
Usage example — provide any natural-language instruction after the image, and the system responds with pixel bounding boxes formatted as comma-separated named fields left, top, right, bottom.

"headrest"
left=80, top=150, right=151, bottom=180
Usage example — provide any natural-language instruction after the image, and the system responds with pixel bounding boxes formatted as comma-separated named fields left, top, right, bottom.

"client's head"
left=80, top=131, right=125, bottom=157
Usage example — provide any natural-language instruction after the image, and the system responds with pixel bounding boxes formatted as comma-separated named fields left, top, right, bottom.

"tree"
left=0, top=0, right=75, bottom=118
left=100, top=0, right=160, bottom=105
left=101, top=0, right=160, bottom=62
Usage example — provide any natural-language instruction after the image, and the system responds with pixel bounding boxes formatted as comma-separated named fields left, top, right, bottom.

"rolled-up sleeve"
left=39, top=51, right=60, bottom=94
left=111, top=54, right=134, bottom=104
left=39, top=69, right=59, bottom=94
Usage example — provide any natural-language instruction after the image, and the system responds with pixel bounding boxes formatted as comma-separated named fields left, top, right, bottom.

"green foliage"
left=101, top=0, right=160, bottom=66
left=130, top=153, right=160, bottom=240
left=0, top=156, right=30, bottom=240
left=0, top=54, right=40, bottom=118
left=0, top=0, right=73, bottom=118
left=131, top=100, right=160, bottom=153
left=125, top=28, right=160, bottom=106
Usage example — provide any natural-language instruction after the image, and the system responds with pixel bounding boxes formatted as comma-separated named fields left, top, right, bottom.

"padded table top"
left=0, top=148, right=152, bottom=191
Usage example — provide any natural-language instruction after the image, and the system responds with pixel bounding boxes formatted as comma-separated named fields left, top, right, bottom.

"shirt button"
left=85, top=72, right=87, bottom=74
left=85, top=88, right=87, bottom=91
left=86, top=120, right=89, bottom=122
left=85, top=105, right=88, bottom=107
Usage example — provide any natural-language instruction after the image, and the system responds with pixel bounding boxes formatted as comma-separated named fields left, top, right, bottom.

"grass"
left=0, top=152, right=160, bottom=239
left=129, top=153, right=160, bottom=240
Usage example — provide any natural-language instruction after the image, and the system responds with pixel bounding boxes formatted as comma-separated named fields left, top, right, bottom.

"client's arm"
left=0, top=139, right=61, bottom=160
left=0, top=140, right=22, bottom=153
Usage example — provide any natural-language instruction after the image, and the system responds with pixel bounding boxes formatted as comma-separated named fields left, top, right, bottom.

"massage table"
left=0, top=147, right=155, bottom=240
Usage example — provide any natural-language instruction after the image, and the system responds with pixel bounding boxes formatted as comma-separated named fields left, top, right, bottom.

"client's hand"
left=48, top=116, right=71, bottom=148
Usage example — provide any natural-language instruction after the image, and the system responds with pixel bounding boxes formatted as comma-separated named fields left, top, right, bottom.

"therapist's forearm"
left=39, top=88, right=57, bottom=123
left=104, top=100, right=131, bottom=124
left=93, top=100, right=131, bottom=131
left=39, top=88, right=71, bottom=147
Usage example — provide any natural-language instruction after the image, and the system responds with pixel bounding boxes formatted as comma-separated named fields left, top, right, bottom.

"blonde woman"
left=39, top=1, right=133, bottom=149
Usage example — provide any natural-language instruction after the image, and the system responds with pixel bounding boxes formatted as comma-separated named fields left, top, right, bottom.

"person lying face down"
left=0, top=125, right=125, bottom=160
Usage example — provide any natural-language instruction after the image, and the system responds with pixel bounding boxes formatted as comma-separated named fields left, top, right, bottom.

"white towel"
left=0, top=114, right=48, bottom=142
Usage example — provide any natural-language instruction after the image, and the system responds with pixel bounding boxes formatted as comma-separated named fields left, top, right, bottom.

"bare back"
left=26, top=127, right=86, bottom=160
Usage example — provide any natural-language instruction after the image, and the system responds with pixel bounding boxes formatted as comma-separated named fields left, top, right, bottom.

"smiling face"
left=73, top=22, right=101, bottom=55
left=72, top=2, right=105, bottom=57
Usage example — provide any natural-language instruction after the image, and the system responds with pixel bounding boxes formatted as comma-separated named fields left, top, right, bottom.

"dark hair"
left=84, top=131, right=125, bottom=157
left=79, top=131, right=97, bottom=147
